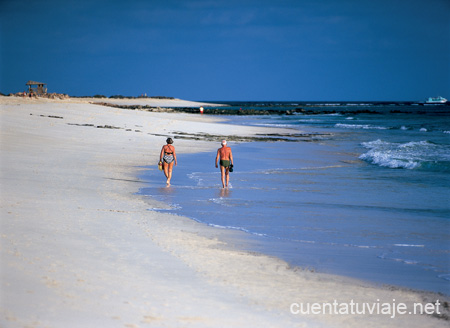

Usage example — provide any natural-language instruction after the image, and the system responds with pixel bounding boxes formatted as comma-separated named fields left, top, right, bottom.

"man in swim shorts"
left=215, top=140, right=233, bottom=188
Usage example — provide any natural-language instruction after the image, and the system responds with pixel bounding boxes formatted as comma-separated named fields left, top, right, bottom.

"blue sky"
left=1, top=0, right=449, bottom=101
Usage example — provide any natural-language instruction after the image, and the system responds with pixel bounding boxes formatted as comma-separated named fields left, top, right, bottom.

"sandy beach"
left=1, top=96, right=448, bottom=327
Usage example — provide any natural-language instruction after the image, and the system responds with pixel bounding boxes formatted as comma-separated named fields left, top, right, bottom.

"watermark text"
left=290, top=299, right=441, bottom=319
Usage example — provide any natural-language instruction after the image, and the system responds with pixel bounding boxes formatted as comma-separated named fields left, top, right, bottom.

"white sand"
left=79, top=97, right=225, bottom=108
left=7, top=95, right=225, bottom=108
left=1, top=96, right=448, bottom=327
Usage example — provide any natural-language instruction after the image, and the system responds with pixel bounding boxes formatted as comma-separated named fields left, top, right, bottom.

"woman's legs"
left=164, top=162, right=174, bottom=186
left=163, top=162, right=169, bottom=179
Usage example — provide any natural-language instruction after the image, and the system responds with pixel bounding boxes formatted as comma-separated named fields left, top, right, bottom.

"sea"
left=138, top=102, right=450, bottom=295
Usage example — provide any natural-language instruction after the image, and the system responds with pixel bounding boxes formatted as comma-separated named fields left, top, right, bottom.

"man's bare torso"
left=218, top=146, right=231, bottom=160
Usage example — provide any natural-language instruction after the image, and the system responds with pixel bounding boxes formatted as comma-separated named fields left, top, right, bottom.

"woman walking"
left=159, top=138, right=177, bottom=186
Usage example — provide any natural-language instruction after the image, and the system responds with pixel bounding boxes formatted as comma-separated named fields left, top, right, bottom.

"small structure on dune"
left=26, top=81, right=47, bottom=95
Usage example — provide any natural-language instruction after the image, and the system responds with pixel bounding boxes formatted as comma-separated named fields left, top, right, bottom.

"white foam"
left=254, top=123, right=296, bottom=128
left=361, top=139, right=390, bottom=148
left=420, top=128, right=427, bottom=132
left=402, top=259, right=419, bottom=265
left=398, top=140, right=430, bottom=148
left=209, top=197, right=232, bottom=207
left=359, top=139, right=450, bottom=170
left=438, top=274, right=450, bottom=281
left=208, top=223, right=267, bottom=237
left=377, top=254, right=419, bottom=265
left=359, top=151, right=418, bottom=169
left=335, top=123, right=387, bottom=130
left=298, top=119, right=321, bottom=122
left=394, top=244, right=425, bottom=247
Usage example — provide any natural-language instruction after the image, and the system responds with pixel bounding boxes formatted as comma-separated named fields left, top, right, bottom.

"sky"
left=1, top=0, right=449, bottom=101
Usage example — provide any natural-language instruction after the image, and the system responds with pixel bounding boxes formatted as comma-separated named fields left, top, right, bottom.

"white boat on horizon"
left=425, top=96, right=447, bottom=104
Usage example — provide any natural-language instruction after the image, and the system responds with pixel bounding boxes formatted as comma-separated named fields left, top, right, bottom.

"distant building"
left=26, top=81, right=47, bottom=95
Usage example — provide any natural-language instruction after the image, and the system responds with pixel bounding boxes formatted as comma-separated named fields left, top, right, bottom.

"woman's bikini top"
left=164, top=146, right=173, bottom=155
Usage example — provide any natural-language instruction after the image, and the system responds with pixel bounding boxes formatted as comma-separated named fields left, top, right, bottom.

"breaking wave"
left=359, top=139, right=450, bottom=171
left=335, top=123, right=388, bottom=130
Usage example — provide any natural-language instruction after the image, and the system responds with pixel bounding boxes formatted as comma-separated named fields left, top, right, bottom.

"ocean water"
left=138, top=103, right=450, bottom=295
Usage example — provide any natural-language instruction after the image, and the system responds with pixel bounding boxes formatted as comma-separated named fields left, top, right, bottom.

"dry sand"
left=1, top=96, right=448, bottom=327
left=7, top=95, right=225, bottom=108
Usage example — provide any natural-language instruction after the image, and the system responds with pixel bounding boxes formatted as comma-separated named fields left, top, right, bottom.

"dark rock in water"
left=93, top=102, right=307, bottom=116
left=162, top=131, right=333, bottom=143
left=96, top=125, right=121, bottom=129
left=286, top=108, right=305, bottom=115
left=390, top=109, right=413, bottom=114
left=67, top=123, right=95, bottom=127
left=93, top=102, right=390, bottom=116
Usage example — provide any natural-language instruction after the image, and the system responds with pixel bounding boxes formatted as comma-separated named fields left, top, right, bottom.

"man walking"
left=215, top=140, right=234, bottom=188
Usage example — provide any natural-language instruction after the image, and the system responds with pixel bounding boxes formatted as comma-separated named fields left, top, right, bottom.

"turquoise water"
left=139, top=103, right=450, bottom=295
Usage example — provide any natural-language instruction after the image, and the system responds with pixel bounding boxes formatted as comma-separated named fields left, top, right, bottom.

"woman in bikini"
left=159, top=138, right=177, bottom=186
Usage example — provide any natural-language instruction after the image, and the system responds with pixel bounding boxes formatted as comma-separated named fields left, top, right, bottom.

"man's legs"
left=225, top=168, right=229, bottom=187
left=220, top=165, right=229, bottom=188
left=220, top=165, right=226, bottom=188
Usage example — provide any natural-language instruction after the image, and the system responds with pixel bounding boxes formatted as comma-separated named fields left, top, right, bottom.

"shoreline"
left=139, top=138, right=450, bottom=296
left=1, top=96, right=448, bottom=327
